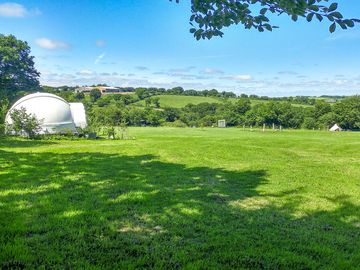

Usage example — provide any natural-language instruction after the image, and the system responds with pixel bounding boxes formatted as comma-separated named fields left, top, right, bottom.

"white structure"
left=218, top=119, right=226, bottom=128
left=69, top=103, right=87, bottom=129
left=76, top=86, right=123, bottom=94
left=5, top=92, right=87, bottom=134
left=329, top=124, right=342, bottom=132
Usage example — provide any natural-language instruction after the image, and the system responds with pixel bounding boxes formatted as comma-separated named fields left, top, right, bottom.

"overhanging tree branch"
left=170, top=0, right=360, bottom=39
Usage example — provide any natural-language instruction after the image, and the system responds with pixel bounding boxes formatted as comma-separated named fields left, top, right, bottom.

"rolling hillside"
left=133, top=95, right=314, bottom=108
left=133, top=95, right=225, bottom=108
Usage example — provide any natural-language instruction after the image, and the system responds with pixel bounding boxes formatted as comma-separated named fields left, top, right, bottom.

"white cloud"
left=135, top=66, right=148, bottom=71
left=326, top=30, right=360, bottom=42
left=220, top=75, right=252, bottom=81
left=35, top=38, right=70, bottom=50
left=168, top=67, right=195, bottom=73
left=96, top=40, right=106, bottom=47
left=277, top=71, right=298, bottom=75
left=76, top=70, right=94, bottom=76
left=94, top=53, right=106, bottom=64
left=0, top=2, right=40, bottom=17
left=200, top=68, right=224, bottom=75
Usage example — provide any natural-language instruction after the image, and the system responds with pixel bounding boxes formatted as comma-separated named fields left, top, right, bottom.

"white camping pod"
left=5, top=92, right=78, bottom=134
left=329, top=124, right=342, bottom=132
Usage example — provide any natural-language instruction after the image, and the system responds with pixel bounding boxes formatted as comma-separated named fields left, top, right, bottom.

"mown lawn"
left=0, top=128, right=359, bottom=269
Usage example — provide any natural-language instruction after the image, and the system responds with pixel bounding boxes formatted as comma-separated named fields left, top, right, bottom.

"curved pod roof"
left=5, top=92, right=77, bottom=134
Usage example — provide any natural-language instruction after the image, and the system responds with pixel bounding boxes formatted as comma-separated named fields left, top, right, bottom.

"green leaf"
left=308, top=0, right=316, bottom=5
left=330, top=12, right=343, bottom=19
left=316, top=14, right=323, bottom=22
left=328, top=3, right=338, bottom=12
left=338, top=21, right=347, bottom=30
left=306, top=13, right=314, bottom=22
left=329, top=22, right=336, bottom=33
left=344, top=20, right=355, bottom=28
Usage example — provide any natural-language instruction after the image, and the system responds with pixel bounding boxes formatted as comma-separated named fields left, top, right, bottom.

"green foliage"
left=90, top=89, right=102, bottom=102
left=302, top=116, right=318, bottom=129
left=163, top=119, right=187, bottom=128
left=145, top=98, right=152, bottom=107
left=104, top=126, right=116, bottom=139
left=136, top=95, right=224, bottom=108
left=135, top=87, right=148, bottom=100
left=74, top=91, right=85, bottom=100
left=0, top=98, right=9, bottom=136
left=234, top=98, right=251, bottom=114
left=0, top=34, right=40, bottom=101
left=333, top=95, right=360, bottom=130
left=7, top=107, right=42, bottom=139
left=84, top=91, right=360, bottom=130
left=171, top=0, right=360, bottom=39
left=152, top=97, right=161, bottom=108
left=314, top=100, right=332, bottom=119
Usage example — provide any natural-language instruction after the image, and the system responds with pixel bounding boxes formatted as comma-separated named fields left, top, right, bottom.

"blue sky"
left=1, top=0, right=360, bottom=96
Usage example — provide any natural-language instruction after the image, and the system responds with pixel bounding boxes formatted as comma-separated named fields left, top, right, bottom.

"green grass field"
left=133, top=95, right=314, bottom=108
left=1, top=128, right=359, bottom=269
left=134, top=95, right=225, bottom=108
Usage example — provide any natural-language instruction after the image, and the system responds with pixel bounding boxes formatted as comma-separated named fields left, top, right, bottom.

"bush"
left=163, top=120, right=187, bottom=128
left=7, top=108, right=42, bottom=139
left=0, top=123, right=5, bottom=136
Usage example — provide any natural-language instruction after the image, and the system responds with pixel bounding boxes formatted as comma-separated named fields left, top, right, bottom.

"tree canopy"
left=171, top=0, right=359, bottom=39
left=0, top=34, right=40, bottom=101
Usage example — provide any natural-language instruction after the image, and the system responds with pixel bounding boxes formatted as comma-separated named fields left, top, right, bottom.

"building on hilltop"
left=75, top=86, right=132, bottom=95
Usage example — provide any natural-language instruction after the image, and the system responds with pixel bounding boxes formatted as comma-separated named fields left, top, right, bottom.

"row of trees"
left=85, top=94, right=360, bottom=130
left=45, top=84, right=322, bottom=107
left=134, top=87, right=318, bottom=106
left=43, top=83, right=360, bottom=130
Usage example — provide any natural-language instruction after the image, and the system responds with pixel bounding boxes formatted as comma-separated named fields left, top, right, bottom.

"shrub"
left=163, top=120, right=187, bottom=128
left=7, top=107, right=42, bottom=139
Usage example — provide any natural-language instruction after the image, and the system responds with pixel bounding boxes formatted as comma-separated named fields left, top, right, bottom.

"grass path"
left=0, top=128, right=359, bottom=269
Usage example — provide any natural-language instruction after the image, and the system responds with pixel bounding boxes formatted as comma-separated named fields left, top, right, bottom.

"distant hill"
left=133, top=95, right=314, bottom=108
left=133, top=95, right=225, bottom=108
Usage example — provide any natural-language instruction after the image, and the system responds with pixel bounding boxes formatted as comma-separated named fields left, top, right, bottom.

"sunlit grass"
left=0, top=128, right=359, bottom=269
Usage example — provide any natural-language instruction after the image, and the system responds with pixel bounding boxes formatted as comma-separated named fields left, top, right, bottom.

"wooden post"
left=272, top=123, right=275, bottom=130
left=262, top=123, right=265, bottom=132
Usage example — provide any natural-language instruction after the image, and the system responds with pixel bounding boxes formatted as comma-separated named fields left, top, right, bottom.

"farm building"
left=75, top=86, right=133, bottom=95
left=5, top=92, right=87, bottom=134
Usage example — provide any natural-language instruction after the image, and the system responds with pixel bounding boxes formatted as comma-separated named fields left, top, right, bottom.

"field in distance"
left=0, top=128, right=359, bottom=269
left=133, top=95, right=314, bottom=108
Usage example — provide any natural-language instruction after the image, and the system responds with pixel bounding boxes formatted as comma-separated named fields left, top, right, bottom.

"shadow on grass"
left=0, top=137, right=58, bottom=148
left=0, top=150, right=359, bottom=269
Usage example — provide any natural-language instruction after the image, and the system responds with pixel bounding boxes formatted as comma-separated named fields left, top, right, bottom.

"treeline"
left=43, top=85, right=322, bottom=106
left=134, top=87, right=318, bottom=106
left=40, top=85, right=360, bottom=130
left=83, top=95, right=360, bottom=130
